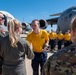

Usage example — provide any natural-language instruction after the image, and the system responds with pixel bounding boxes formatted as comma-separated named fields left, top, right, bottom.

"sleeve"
left=26, top=34, right=32, bottom=44
left=24, top=40, right=34, bottom=59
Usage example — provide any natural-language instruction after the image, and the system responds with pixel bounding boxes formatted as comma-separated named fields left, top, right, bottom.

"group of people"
left=48, top=29, right=72, bottom=51
left=0, top=12, right=49, bottom=75
left=0, top=11, right=76, bottom=75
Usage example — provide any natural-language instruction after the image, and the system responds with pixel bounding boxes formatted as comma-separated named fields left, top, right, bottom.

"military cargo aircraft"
left=1, top=6, right=76, bottom=34
left=39, top=6, right=76, bottom=33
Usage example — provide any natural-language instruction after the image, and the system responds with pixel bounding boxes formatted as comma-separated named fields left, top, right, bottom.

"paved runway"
left=25, top=52, right=53, bottom=75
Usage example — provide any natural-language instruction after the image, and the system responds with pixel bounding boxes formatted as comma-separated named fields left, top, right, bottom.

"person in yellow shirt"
left=57, top=30, right=64, bottom=49
left=49, top=29, right=57, bottom=51
left=26, top=19, right=49, bottom=75
left=64, top=30, right=72, bottom=47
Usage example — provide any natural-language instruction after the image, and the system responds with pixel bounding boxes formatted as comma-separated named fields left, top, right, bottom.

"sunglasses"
left=0, top=17, right=4, bottom=20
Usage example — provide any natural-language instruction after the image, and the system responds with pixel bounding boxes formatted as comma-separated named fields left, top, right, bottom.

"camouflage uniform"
left=0, top=26, right=6, bottom=74
left=42, top=43, right=76, bottom=75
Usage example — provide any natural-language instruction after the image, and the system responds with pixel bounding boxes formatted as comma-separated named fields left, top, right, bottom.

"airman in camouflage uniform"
left=42, top=16, right=76, bottom=75
left=0, top=12, right=6, bottom=75
left=42, top=44, right=76, bottom=75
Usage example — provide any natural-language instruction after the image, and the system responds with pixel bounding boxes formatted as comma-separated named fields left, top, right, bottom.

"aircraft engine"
left=21, top=22, right=32, bottom=33
left=39, top=19, right=48, bottom=29
left=22, top=22, right=27, bottom=28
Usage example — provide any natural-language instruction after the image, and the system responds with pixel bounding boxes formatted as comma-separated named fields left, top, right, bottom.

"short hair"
left=31, top=19, right=40, bottom=26
left=0, top=12, right=4, bottom=18
left=32, top=19, right=39, bottom=23
left=0, top=12, right=4, bottom=17
left=0, top=12, right=3, bottom=14
left=71, top=16, right=76, bottom=31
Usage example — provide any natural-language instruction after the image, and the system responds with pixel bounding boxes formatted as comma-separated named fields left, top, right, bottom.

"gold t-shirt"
left=26, top=29, right=49, bottom=52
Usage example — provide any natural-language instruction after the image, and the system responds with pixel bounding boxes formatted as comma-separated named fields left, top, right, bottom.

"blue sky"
left=0, top=0, right=76, bottom=31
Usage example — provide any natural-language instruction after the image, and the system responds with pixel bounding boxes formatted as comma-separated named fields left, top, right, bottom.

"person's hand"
left=42, top=44, right=49, bottom=51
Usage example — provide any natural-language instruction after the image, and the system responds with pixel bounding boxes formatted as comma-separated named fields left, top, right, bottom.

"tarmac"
left=25, top=51, right=54, bottom=75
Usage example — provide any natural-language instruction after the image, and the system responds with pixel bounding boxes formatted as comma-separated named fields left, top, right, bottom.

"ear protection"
left=3, top=14, right=7, bottom=26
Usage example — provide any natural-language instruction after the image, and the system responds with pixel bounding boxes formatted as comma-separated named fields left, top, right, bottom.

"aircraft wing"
left=46, top=17, right=59, bottom=25
left=46, top=12, right=62, bottom=25
left=50, top=12, right=62, bottom=16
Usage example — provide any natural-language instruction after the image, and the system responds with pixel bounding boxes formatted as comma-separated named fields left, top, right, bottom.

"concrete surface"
left=25, top=52, right=53, bottom=75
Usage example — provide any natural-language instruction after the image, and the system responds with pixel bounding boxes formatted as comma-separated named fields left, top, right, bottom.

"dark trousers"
left=32, top=51, right=47, bottom=75
left=64, top=40, right=72, bottom=47
left=49, top=39, right=56, bottom=50
left=0, top=57, right=3, bottom=74
left=58, top=40, right=63, bottom=49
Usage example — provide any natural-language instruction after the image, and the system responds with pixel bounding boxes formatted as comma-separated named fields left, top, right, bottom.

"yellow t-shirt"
left=49, top=32, right=57, bottom=40
left=57, top=33, right=64, bottom=40
left=26, top=29, right=49, bottom=52
left=64, top=33, right=71, bottom=41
